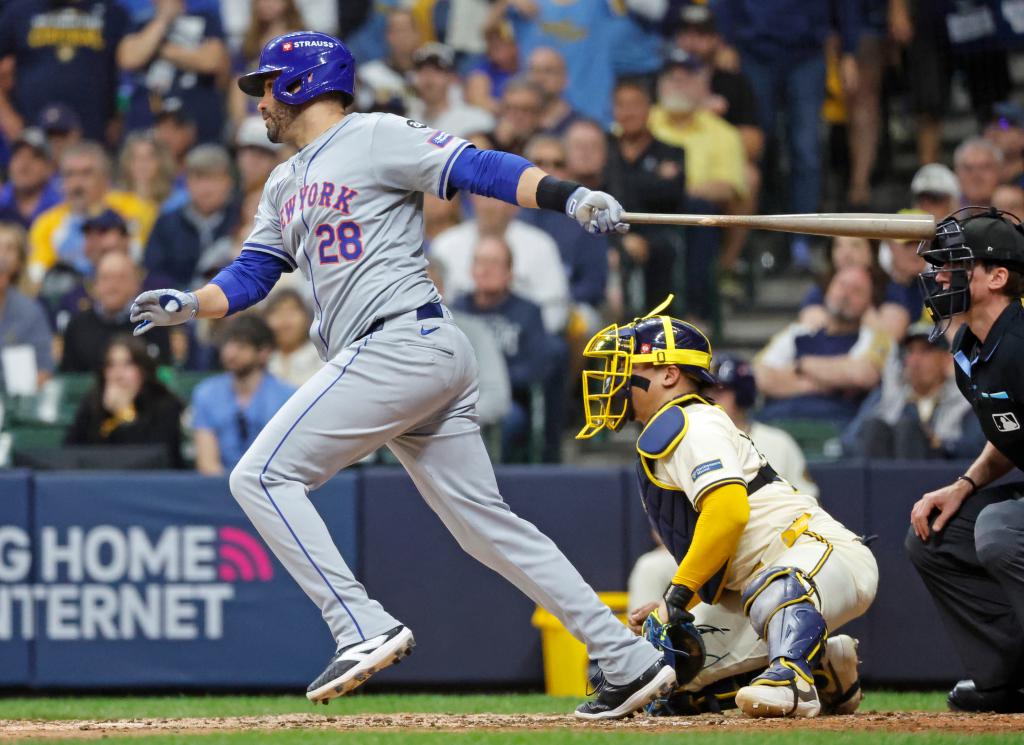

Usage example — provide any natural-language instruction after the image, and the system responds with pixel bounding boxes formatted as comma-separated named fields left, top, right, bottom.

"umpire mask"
left=917, top=208, right=1024, bottom=341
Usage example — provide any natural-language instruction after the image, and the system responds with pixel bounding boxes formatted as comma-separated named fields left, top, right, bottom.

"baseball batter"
left=129, top=31, right=674, bottom=719
left=576, top=299, right=878, bottom=717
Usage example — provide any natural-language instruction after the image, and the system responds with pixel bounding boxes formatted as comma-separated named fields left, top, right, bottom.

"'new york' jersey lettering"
left=243, top=112, right=470, bottom=359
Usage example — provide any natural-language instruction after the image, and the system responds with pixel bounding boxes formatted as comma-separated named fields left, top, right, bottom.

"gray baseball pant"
left=228, top=314, right=660, bottom=683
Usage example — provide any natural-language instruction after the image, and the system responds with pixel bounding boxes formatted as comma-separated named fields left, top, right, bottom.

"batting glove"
left=130, top=289, right=199, bottom=335
left=566, top=187, right=630, bottom=235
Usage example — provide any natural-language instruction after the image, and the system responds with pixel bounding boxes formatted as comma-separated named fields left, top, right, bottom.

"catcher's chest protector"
left=635, top=397, right=729, bottom=605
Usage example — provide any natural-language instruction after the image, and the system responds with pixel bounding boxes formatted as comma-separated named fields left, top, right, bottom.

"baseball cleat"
left=948, top=679, right=1024, bottom=713
left=306, top=625, right=415, bottom=703
left=574, top=662, right=677, bottom=720
left=736, top=659, right=821, bottom=718
left=816, top=634, right=862, bottom=715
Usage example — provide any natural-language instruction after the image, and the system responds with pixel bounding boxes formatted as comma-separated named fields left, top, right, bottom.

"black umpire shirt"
left=952, top=300, right=1024, bottom=470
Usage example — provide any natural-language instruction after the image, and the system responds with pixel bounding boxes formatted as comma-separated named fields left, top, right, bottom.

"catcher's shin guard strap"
left=742, top=566, right=827, bottom=669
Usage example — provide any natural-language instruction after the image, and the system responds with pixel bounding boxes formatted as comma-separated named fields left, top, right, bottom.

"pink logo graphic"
left=218, top=527, right=273, bottom=581
left=282, top=41, right=293, bottom=52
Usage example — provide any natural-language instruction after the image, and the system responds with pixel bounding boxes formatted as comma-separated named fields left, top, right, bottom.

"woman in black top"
left=65, top=334, right=184, bottom=467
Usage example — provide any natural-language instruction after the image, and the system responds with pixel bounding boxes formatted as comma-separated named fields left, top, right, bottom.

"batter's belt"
left=360, top=301, right=446, bottom=339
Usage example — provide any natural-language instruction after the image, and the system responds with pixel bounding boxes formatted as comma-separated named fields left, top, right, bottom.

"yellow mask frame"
left=576, top=296, right=713, bottom=440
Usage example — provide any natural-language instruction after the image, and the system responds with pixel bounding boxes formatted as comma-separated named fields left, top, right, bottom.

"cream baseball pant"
left=683, top=511, right=879, bottom=691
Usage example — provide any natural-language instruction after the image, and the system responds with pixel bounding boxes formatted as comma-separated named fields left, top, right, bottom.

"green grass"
left=0, top=690, right=949, bottom=721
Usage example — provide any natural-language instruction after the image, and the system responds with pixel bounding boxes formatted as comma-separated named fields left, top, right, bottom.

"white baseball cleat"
left=306, top=625, right=415, bottom=703
left=735, top=659, right=821, bottom=718
left=816, top=634, right=863, bottom=715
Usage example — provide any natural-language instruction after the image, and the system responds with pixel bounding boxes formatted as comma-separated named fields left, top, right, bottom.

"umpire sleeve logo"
left=993, top=412, right=1021, bottom=432
left=691, top=459, right=723, bottom=481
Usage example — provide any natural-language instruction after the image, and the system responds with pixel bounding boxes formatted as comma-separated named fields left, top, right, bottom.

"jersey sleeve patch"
left=429, top=130, right=454, bottom=148
left=636, top=405, right=688, bottom=459
left=691, top=459, right=723, bottom=481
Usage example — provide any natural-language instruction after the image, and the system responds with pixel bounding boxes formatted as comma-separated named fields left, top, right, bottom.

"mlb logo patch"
left=282, top=42, right=293, bottom=52
left=993, top=412, right=1021, bottom=432
left=429, top=131, right=454, bottom=148
left=640, top=343, right=652, bottom=353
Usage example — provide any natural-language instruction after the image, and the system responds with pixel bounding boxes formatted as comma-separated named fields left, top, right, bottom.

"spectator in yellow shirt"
left=27, top=141, right=156, bottom=286
left=648, top=50, right=747, bottom=210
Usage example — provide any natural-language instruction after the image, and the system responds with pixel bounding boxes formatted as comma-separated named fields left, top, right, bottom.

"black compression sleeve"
left=536, top=175, right=582, bottom=213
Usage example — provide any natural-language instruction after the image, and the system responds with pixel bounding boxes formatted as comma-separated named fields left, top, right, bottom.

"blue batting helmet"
left=577, top=295, right=716, bottom=438
left=238, top=31, right=355, bottom=106
left=711, top=353, right=757, bottom=409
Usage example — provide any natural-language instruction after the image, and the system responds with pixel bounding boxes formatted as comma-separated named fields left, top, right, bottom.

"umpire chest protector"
left=952, top=300, right=1024, bottom=470
left=635, top=394, right=727, bottom=605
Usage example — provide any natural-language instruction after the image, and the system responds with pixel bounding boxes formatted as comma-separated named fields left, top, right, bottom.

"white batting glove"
left=567, top=187, right=630, bottom=235
left=130, top=289, right=199, bottom=335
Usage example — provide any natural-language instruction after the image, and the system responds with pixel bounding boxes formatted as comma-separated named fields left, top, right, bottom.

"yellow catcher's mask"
left=576, top=296, right=715, bottom=439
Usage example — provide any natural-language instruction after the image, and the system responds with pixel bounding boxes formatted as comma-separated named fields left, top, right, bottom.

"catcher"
left=577, top=298, right=878, bottom=717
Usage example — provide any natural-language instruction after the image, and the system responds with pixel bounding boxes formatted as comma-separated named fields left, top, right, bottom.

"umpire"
left=907, top=208, right=1024, bottom=712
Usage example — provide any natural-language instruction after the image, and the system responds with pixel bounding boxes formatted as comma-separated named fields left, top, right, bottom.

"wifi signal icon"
left=218, top=527, right=274, bottom=581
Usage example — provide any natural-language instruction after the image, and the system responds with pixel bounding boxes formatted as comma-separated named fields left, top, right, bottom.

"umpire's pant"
left=905, top=483, right=1024, bottom=689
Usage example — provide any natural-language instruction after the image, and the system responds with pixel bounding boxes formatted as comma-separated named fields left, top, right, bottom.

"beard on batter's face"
left=263, top=99, right=302, bottom=144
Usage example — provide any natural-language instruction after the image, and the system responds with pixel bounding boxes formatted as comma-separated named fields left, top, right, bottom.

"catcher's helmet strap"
left=631, top=348, right=711, bottom=368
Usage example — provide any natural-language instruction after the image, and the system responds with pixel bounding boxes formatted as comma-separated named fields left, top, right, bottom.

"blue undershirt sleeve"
left=447, top=146, right=532, bottom=205
left=210, top=250, right=289, bottom=315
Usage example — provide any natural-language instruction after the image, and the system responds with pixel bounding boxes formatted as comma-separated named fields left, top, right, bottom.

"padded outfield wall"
left=0, top=463, right=971, bottom=688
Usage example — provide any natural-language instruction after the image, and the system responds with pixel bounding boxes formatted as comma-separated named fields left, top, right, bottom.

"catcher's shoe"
left=306, top=625, right=415, bottom=703
left=575, top=662, right=676, bottom=720
left=735, top=658, right=821, bottom=718
left=815, top=635, right=862, bottom=715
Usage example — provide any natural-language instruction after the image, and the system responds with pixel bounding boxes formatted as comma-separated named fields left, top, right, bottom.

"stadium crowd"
left=0, top=0, right=1020, bottom=469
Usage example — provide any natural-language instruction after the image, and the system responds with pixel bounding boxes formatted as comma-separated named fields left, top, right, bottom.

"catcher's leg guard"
left=735, top=567, right=826, bottom=718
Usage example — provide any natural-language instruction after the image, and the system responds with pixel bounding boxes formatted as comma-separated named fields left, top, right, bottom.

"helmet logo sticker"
left=640, top=343, right=652, bottom=353
left=282, top=42, right=293, bottom=52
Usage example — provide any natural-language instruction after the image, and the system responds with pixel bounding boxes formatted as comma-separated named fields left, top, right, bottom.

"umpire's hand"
left=910, top=478, right=973, bottom=540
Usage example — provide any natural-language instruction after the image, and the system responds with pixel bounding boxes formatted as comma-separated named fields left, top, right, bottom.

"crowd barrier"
left=0, top=462, right=982, bottom=689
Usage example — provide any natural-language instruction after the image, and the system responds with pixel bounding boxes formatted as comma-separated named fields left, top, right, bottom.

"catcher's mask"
left=576, top=295, right=715, bottom=439
left=918, top=207, right=1024, bottom=340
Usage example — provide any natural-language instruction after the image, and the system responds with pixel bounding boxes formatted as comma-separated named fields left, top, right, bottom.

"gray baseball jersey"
left=228, top=111, right=661, bottom=687
left=243, top=112, right=470, bottom=360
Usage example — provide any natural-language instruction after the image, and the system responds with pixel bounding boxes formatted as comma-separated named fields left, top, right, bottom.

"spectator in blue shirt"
left=0, top=128, right=61, bottom=230
left=191, top=314, right=295, bottom=475
left=144, top=144, right=238, bottom=289
left=117, top=0, right=230, bottom=143
left=453, top=235, right=550, bottom=462
left=0, top=0, right=128, bottom=144
left=0, top=221, right=53, bottom=390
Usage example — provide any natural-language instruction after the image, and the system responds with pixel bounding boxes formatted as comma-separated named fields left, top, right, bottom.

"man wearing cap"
left=235, top=116, right=284, bottom=197
left=36, top=103, right=83, bottom=166
left=144, top=145, right=239, bottom=289
left=649, top=49, right=747, bottom=211
left=42, top=209, right=173, bottom=333
left=0, top=128, right=61, bottom=229
left=407, top=43, right=494, bottom=138
left=844, top=321, right=983, bottom=459
left=909, top=209, right=1024, bottom=712
left=0, top=1, right=128, bottom=144
left=910, top=163, right=961, bottom=223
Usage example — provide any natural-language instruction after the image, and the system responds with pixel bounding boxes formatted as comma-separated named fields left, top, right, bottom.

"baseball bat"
left=619, top=212, right=936, bottom=241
